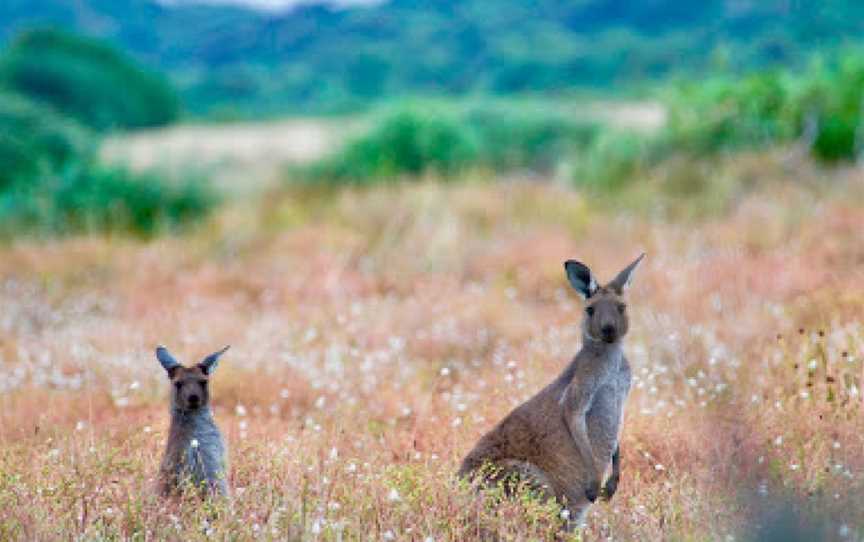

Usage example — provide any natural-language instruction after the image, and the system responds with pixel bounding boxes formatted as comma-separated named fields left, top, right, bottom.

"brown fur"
left=458, top=255, right=643, bottom=527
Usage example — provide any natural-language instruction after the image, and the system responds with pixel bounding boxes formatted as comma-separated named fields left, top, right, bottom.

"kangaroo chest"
left=584, top=355, right=630, bottom=461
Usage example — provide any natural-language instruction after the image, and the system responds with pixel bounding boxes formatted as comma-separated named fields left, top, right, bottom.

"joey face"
left=170, top=366, right=210, bottom=411
left=156, top=345, right=229, bottom=412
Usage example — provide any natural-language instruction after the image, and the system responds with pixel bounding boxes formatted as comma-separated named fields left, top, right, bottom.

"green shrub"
left=0, top=29, right=180, bottom=130
left=0, top=91, right=93, bottom=190
left=307, top=103, right=604, bottom=184
left=0, top=165, right=217, bottom=238
left=464, top=104, right=601, bottom=172
left=310, top=109, right=481, bottom=183
left=662, top=72, right=798, bottom=156
left=0, top=91, right=214, bottom=238
left=571, top=129, right=649, bottom=191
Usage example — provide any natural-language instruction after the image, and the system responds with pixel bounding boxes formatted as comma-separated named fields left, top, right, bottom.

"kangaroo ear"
left=608, top=253, right=645, bottom=294
left=156, top=346, right=181, bottom=376
left=199, top=345, right=230, bottom=375
left=564, top=260, right=598, bottom=299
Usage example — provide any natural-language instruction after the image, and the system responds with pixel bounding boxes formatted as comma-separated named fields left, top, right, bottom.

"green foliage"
left=0, top=165, right=216, bottom=238
left=465, top=104, right=601, bottom=172
left=308, top=103, right=602, bottom=184
left=0, top=91, right=93, bottom=189
left=663, top=72, right=798, bottom=156
left=6, top=0, right=864, bottom=115
left=662, top=54, right=864, bottom=164
left=0, top=29, right=180, bottom=130
left=571, top=129, right=649, bottom=191
left=0, top=91, right=214, bottom=238
left=311, top=109, right=481, bottom=183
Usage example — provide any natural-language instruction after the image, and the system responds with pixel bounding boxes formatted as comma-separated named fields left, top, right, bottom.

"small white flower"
left=329, top=447, right=338, bottom=460
left=789, top=463, right=799, bottom=471
left=143, top=425, right=152, bottom=433
left=75, top=421, right=86, bottom=431
left=654, top=464, right=665, bottom=471
left=315, top=396, right=326, bottom=409
left=560, top=509, right=571, bottom=520
left=346, top=462, right=357, bottom=473
left=383, top=531, right=395, bottom=541
left=387, top=488, right=401, bottom=502
left=129, top=381, right=140, bottom=390
left=191, top=439, right=199, bottom=448
left=235, top=404, right=247, bottom=416
left=774, top=436, right=783, bottom=446
left=808, top=359, right=818, bottom=370
left=440, top=367, right=450, bottom=376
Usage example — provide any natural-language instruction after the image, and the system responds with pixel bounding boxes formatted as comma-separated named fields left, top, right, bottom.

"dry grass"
left=1, top=173, right=864, bottom=540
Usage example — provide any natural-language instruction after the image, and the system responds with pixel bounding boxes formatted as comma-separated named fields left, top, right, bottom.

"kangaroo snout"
left=600, top=324, right=617, bottom=343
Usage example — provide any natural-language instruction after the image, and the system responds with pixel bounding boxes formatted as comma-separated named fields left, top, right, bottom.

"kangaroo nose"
left=188, top=395, right=200, bottom=405
left=601, top=325, right=616, bottom=341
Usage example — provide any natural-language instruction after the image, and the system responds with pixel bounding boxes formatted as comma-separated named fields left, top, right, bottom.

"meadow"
left=1, top=138, right=863, bottom=540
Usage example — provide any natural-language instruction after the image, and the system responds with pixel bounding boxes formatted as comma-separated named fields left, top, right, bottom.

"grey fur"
left=156, top=346, right=180, bottom=373
left=156, top=346, right=230, bottom=498
left=458, top=255, right=643, bottom=527
left=200, top=345, right=230, bottom=375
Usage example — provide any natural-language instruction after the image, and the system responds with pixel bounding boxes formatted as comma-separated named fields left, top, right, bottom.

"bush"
left=0, top=92, right=215, bottom=238
left=662, top=72, right=798, bottom=156
left=571, top=129, right=649, bottom=191
left=464, top=104, right=601, bottom=172
left=0, top=91, right=93, bottom=190
left=310, top=108, right=481, bottom=183
left=0, top=29, right=180, bottom=130
left=307, top=103, right=603, bottom=184
left=0, top=165, right=217, bottom=238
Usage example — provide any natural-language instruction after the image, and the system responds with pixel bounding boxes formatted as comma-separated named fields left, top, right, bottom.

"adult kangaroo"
left=458, top=254, right=644, bottom=527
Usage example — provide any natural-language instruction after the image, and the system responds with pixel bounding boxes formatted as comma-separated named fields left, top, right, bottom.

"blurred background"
left=2, top=2, right=864, bottom=540
left=2, top=0, right=864, bottom=234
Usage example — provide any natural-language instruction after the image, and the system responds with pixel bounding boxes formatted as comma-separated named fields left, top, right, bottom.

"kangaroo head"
left=564, top=254, right=644, bottom=344
left=156, top=345, right=229, bottom=412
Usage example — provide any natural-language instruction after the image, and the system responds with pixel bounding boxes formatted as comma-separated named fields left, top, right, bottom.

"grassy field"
left=1, top=136, right=864, bottom=540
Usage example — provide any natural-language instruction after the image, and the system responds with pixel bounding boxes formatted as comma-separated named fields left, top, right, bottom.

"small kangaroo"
left=458, top=254, right=644, bottom=526
left=156, top=345, right=231, bottom=498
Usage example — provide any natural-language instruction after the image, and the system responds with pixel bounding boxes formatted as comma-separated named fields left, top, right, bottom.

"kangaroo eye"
left=618, top=303, right=626, bottom=313
left=586, top=306, right=595, bottom=316
left=174, top=382, right=183, bottom=390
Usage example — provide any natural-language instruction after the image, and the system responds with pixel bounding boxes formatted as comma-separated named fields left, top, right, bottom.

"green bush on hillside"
left=0, top=91, right=93, bottom=189
left=465, top=104, right=601, bottom=172
left=0, top=92, right=214, bottom=237
left=0, top=165, right=216, bottom=237
left=307, top=104, right=604, bottom=183
left=309, top=109, right=481, bottom=183
left=0, top=29, right=180, bottom=130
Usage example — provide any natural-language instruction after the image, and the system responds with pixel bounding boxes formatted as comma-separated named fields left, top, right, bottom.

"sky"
left=159, top=0, right=381, bottom=11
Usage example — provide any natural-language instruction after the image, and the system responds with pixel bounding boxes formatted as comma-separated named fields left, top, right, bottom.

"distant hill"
left=3, top=0, right=864, bottom=115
